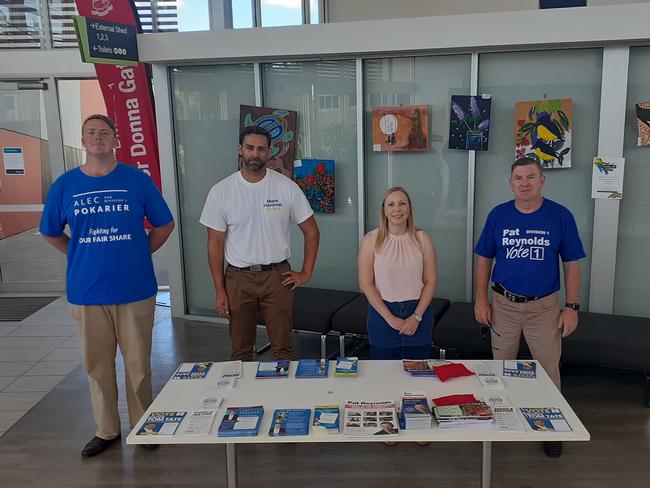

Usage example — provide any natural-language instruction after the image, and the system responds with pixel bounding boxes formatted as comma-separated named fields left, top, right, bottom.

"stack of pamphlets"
left=171, top=362, right=212, bottom=380
left=255, top=360, right=290, bottom=379
left=402, top=359, right=450, bottom=377
left=432, top=395, right=493, bottom=428
left=335, top=357, right=358, bottom=377
left=343, top=400, right=398, bottom=437
left=401, top=391, right=432, bottom=430
left=268, top=409, right=311, bottom=436
left=502, top=360, right=536, bottom=378
left=219, top=360, right=242, bottom=379
left=312, top=405, right=340, bottom=435
left=484, top=395, right=524, bottom=432
left=295, top=359, right=329, bottom=378
left=520, top=407, right=572, bottom=432
left=136, top=411, right=186, bottom=436
left=182, top=396, right=223, bottom=436
left=473, top=361, right=505, bottom=389
left=217, top=405, right=264, bottom=437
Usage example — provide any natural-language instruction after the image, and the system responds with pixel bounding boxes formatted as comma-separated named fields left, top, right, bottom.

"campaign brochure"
left=295, top=359, right=329, bottom=378
left=402, top=359, right=450, bottom=377
left=432, top=398, right=493, bottom=428
left=335, top=357, right=358, bottom=377
left=484, top=395, right=524, bottom=432
left=256, top=360, right=290, bottom=379
left=171, top=362, right=212, bottom=380
left=268, top=409, right=311, bottom=436
left=502, top=360, right=537, bottom=379
left=182, top=409, right=217, bottom=436
left=520, top=407, right=572, bottom=432
left=219, top=360, right=242, bottom=379
left=401, top=391, right=432, bottom=430
left=217, top=405, right=264, bottom=437
left=136, top=411, right=186, bottom=436
left=343, top=400, right=398, bottom=437
left=312, top=405, right=340, bottom=435
left=473, top=361, right=505, bottom=389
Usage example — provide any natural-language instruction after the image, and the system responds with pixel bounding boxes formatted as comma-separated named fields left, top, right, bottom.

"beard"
left=242, top=157, right=267, bottom=172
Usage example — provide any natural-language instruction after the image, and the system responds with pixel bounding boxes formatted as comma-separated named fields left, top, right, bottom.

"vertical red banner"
left=74, top=0, right=162, bottom=191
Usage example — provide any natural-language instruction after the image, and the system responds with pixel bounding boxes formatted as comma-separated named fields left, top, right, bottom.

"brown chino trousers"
left=491, top=292, right=562, bottom=389
left=70, top=296, right=156, bottom=440
left=225, top=262, right=296, bottom=361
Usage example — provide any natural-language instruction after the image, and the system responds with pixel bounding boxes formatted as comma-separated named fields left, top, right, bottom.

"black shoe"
left=81, top=434, right=121, bottom=457
left=543, top=441, right=563, bottom=457
left=139, top=444, right=159, bottom=451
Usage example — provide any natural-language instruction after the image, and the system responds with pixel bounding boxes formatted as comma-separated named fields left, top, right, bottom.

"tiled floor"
left=0, top=297, right=81, bottom=437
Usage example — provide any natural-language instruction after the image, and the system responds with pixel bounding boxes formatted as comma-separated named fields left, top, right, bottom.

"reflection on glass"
left=48, top=0, right=78, bottom=48
left=261, top=0, right=302, bottom=27
left=0, top=1, right=43, bottom=48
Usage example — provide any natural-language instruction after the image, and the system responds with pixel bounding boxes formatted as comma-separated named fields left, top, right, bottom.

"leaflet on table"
left=219, top=360, right=242, bottom=379
left=401, top=391, right=432, bottom=430
left=136, top=411, right=186, bottom=436
left=182, top=409, right=217, bottom=436
left=215, top=377, right=236, bottom=389
left=335, top=357, right=358, bottom=377
left=483, top=395, right=524, bottom=432
left=217, top=405, right=264, bottom=437
left=473, top=361, right=505, bottom=389
left=295, top=359, right=329, bottom=378
left=269, top=409, right=311, bottom=436
left=520, top=407, right=572, bottom=432
left=343, top=400, right=398, bottom=437
left=313, top=405, right=340, bottom=435
left=256, top=360, right=290, bottom=379
left=198, top=396, right=223, bottom=410
left=171, top=362, right=212, bottom=380
left=402, top=359, right=450, bottom=377
left=503, top=360, right=537, bottom=379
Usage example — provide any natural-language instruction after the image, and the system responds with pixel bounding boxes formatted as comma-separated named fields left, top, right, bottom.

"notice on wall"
left=2, top=147, right=25, bottom=175
left=591, top=156, right=625, bottom=200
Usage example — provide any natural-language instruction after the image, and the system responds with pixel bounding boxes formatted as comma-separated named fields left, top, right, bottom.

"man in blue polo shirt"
left=474, top=156, right=585, bottom=458
left=40, top=114, right=174, bottom=457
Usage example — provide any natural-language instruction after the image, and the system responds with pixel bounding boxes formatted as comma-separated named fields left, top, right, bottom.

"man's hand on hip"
left=558, top=308, right=578, bottom=337
left=281, top=270, right=311, bottom=290
left=215, top=290, right=230, bottom=316
left=474, top=300, right=492, bottom=325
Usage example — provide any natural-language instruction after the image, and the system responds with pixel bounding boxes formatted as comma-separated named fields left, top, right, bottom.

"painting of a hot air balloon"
left=514, top=98, right=572, bottom=169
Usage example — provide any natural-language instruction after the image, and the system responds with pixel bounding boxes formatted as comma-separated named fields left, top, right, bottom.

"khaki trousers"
left=225, top=262, right=296, bottom=361
left=491, top=292, right=562, bottom=389
left=70, top=296, right=155, bottom=440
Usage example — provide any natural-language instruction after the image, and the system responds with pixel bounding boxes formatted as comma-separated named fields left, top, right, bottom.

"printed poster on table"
left=371, top=105, right=429, bottom=152
left=591, top=156, right=624, bottom=199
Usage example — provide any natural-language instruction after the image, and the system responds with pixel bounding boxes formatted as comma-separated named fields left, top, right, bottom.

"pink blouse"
left=372, top=229, right=424, bottom=302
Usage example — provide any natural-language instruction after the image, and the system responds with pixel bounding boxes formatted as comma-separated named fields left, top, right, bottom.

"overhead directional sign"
left=73, top=15, right=139, bottom=66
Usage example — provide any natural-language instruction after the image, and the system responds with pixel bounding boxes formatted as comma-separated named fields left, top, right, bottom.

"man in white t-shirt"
left=200, top=125, right=320, bottom=361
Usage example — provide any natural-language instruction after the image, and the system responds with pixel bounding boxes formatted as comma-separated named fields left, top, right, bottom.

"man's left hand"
left=281, top=270, right=311, bottom=290
left=558, top=308, right=579, bottom=337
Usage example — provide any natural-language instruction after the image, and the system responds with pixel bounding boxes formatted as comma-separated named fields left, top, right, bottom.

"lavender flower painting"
left=448, top=95, right=492, bottom=151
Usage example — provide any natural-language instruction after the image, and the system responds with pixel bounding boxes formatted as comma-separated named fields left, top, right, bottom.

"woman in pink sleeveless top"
left=358, top=187, right=438, bottom=359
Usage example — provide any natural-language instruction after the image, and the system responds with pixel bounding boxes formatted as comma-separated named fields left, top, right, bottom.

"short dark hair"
left=82, top=114, right=116, bottom=135
left=239, top=125, right=272, bottom=147
left=511, top=157, right=543, bottom=175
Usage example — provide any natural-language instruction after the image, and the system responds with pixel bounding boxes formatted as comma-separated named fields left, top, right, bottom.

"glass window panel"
left=0, top=1, right=43, bottom=49
left=476, top=49, right=602, bottom=308
left=232, top=0, right=254, bottom=28
left=364, top=55, right=472, bottom=301
left=170, top=64, right=256, bottom=315
left=177, top=0, right=209, bottom=32
left=263, top=60, right=358, bottom=290
left=614, top=46, right=650, bottom=317
left=261, top=0, right=302, bottom=27
left=48, top=0, right=78, bottom=48
left=309, top=0, right=319, bottom=24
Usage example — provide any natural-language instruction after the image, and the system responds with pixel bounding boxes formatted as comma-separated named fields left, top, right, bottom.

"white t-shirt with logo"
left=199, top=169, right=313, bottom=268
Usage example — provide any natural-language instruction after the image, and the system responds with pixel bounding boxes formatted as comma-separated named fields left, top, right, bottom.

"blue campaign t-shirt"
left=40, top=163, right=173, bottom=305
left=474, top=199, right=586, bottom=297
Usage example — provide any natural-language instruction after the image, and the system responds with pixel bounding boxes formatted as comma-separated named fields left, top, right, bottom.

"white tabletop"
left=126, top=359, right=590, bottom=445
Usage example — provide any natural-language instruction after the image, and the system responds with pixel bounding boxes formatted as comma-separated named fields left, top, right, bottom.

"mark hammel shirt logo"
left=72, top=190, right=132, bottom=244
left=502, top=228, right=550, bottom=261
left=263, top=198, right=283, bottom=212
left=91, top=0, right=114, bottom=17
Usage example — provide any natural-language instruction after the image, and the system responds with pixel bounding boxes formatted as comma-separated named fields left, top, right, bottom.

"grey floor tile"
left=59, top=336, right=81, bottom=348
left=20, top=316, right=75, bottom=327
left=0, top=410, right=27, bottom=431
left=8, top=326, right=76, bottom=338
left=0, top=327, right=18, bottom=338
left=0, top=377, right=16, bottom=390
left=24, top=361, right=79, bottom=376
left=3, top=375, right=66, bottom=392
left=41, top=348, right=83, bottom=361
left=0, top=336, right=68, bottom=349
left=0, top=391, right=47, bottom=410
left=0, top=349, right=52, bottom=362
left=0, top=362, right=37, bottom=376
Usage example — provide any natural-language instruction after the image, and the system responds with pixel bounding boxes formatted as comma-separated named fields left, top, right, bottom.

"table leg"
left=481, top=441, right=492, bottom=488
left=226, top=443, right=238, bottom=488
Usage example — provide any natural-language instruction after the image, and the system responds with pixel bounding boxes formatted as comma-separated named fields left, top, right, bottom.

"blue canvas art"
left=448, top=95, right=492, bottom=152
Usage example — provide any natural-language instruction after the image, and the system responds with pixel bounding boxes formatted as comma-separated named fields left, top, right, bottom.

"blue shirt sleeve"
left=474, top=208, right=498, bottom=258
left=39, top=178, right=65, bottom=237
left=558, top=209, right=586, bottom=262
left=140, top=173, right=173, bottom=227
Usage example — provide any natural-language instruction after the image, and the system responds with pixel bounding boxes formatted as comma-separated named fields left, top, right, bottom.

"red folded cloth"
left=433, top=363, right=475, bottom=382
left=432, top=394, right=479, bottom=406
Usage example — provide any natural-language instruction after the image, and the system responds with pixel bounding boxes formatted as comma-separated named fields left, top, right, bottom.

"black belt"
left=228, top=260, right=287, bottom=272
left=492, top=283, right=552, bottom=303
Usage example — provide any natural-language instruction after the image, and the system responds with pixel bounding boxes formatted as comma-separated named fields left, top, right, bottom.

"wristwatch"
left=565, top=303, right=580, bottom=311
left=412, top=313, right=423, bottom=323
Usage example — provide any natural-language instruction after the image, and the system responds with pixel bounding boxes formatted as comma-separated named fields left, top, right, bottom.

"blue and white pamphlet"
left=296, top=359, right=329, bottom=378
left=136, top=411, right=186, bottom=436
left=268, top=409, right=311, bottom=436
left=217, top=405, right=264, bottom=437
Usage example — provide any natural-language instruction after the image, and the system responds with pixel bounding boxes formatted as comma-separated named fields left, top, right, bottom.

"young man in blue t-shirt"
left=40, top=115, right=174, bottom=457
left=474, top=157, right=585, bottom=458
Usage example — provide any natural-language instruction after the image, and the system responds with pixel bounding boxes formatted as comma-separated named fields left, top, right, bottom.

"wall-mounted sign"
left=73, top=15, right=139, bottom=66
left=539, top=0, right=586, bottom=9
left=2, top=147, right=25, bottom=175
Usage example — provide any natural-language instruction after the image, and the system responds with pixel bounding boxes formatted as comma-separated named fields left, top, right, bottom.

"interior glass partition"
left=476, top=49, right=603, bottom=308
left=613, top=46, right=650, bottom=317
left=262, top=60, right=359, bottom=290
left=364, top=55, right=472, bottom=301
left=170, top=64, right=256, bottom=315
